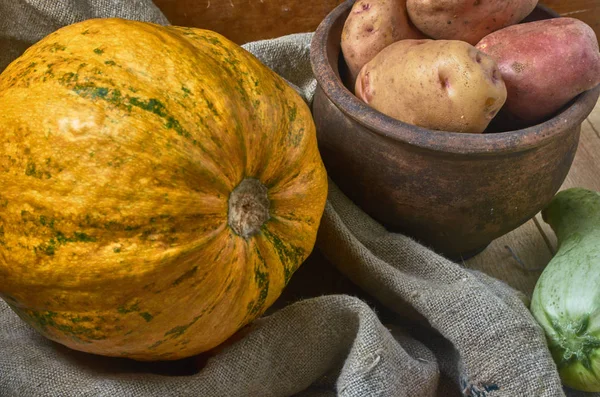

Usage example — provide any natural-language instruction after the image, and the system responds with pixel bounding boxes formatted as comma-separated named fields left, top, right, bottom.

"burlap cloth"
left=0, top=1, right=595, bottom=396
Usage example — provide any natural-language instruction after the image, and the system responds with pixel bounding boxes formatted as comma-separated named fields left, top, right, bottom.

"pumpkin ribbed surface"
left=0, top=18, right=327, bottom=360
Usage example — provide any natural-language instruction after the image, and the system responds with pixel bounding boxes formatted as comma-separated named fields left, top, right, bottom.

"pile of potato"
left=341, top=0, right=600, bottom=133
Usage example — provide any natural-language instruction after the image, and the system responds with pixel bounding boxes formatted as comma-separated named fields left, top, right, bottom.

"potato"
left=406, top=0, right=538, bottom=45
left=476, top=17, right=600, bottom=123
left=355, top=39, right=507, bottom=133
left=341, top=0, right=426, bottom=84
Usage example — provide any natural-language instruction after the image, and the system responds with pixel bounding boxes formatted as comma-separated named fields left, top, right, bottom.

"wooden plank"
left=466, top=99, right=600, bottom=297
left=587, top=94, right=600, bottom=129
left=151, top=0, right=344, bottom=44
left=152, top=0, right=600, bottom=44
left=463, top=219, right=553, bottom=298
left=535, top=100, right=600, bottom=251
left=541, top=0, right=600, bottom=39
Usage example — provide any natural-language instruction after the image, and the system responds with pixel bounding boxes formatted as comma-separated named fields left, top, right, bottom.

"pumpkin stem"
left=228, top=178, right=270, bottom=239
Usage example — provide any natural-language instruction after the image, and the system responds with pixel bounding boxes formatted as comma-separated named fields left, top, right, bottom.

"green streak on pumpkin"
left=235, top=79, right=248, bottom=101
left=34, top=230, right=97, bottom=256
left=288, top=105, right=297, bottom=123
left=71, top=85, right=197, bottom=144
left=165, top=117, right=191, bottom=139
left=24, top=309, right=58, bottom=331
left=148, top=340, right=164, bottom=350
left=139, top=228, right=157, bottom=241
left=288, top=127, right=304, bottom=148
left=274, top=80, right=285, bottom=92
left=204, top=36, right=222, bottom=46
left=261, top=228, right=305, bottom=284
left=207, top=303, right=217, bottom=315
left=247, top=245, right=269, bottom=316
left=55, top=231, right=96, bottom=244
left=73, top=85, right=108, bottom=99
left=223, top=57, right=240, bottom=68
left=70, top=316, right=93, bottom=323
left=104, top=60, right=116, bottom=66
left=181, top=86, right=191, bottom=95
left=37, top=216, right=55, bottom=229
left=49, top=43, right=66, bottom=53
left=55, top=323, right=105, bottom=342
left=93, top=48, right=104, bottom=55
left=164, top=315, right=202, bottom=339
left=274, top=210, right=315, bottom=226
left=129, top=97, right=166, bottom=116
left=81, top=30, right=90, bottom=35
left=224, top=279, right=234, bottom=293
left=172, top=266, right=198, bottom=286
left=34, top=239, right=56, bottom=256
left=139, top=312, right=154, bottom=322
left=21, top=310, right=106, bottom=342
left=117, top=302, right=140, bottom=314
left=203, top=96, right=219, bottom=117
left=73, top=232, right=97, bottom=242
left=285, top=104, right=304, bottom=147
left=25, top=161, right=51, bottom=179
left=59, top=72, right=78, bottom=84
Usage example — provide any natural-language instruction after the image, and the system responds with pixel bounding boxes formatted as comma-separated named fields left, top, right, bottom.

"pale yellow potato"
left=355, top=39, right=507, bottom=133
left=341, top=0, right=426, bottom=84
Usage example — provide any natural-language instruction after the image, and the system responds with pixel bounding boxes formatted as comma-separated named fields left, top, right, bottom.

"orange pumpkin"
left=0, top=18, right=328, bottom=360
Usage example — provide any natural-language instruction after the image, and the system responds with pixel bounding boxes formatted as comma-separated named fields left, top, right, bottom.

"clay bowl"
left=310, top=1, right=600, bottom=259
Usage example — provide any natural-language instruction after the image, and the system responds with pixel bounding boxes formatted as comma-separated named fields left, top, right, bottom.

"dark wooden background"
left=152, top=0, right=600, bottom=44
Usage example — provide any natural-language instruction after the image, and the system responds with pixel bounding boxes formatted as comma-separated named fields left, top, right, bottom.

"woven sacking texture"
left=0, top=1, right=589, bottom=396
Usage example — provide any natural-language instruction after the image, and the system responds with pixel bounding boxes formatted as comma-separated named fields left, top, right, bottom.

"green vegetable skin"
left=531, top=188, right=600, bottom=392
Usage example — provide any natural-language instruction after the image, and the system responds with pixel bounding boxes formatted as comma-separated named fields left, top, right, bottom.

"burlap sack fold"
left=0, top=1, right=592, bottom=396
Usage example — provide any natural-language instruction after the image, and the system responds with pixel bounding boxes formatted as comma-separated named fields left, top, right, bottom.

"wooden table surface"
left=464, top=99, right=600, bottom=298
left=153, top=0, right=600, bottom=44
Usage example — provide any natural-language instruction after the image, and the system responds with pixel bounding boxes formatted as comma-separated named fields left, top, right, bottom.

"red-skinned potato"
left=341, top=0, right=426, bottom=84
left=406, top=0, right=538, bottom=45
left=355, top=39, right=507, bottom=133
left=476, top=17, right=600, bottom=123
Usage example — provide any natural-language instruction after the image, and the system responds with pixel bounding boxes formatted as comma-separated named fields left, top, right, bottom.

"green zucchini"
left=531, top=187, right=600, bottom=392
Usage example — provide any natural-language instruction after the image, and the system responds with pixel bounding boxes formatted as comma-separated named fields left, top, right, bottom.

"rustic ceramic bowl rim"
left=310, top=0, right=600, bottom=155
